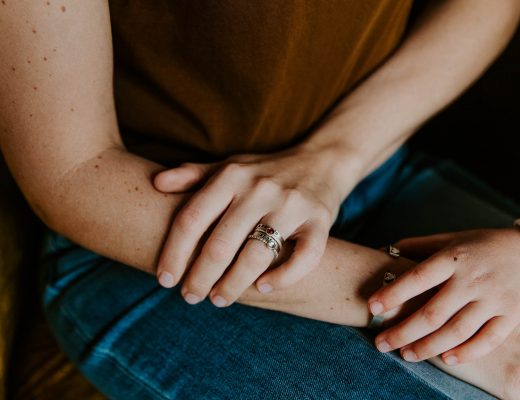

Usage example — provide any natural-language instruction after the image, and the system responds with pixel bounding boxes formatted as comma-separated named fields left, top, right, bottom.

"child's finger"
left=399, top=301, right=490, bottom=362
left=368, top=252, right=455, bottom=316
left=441, top=316, right=516, bottom=365
left=374, top=279, right=468, bottom=353
left=392, top=232, right=460, bottom=260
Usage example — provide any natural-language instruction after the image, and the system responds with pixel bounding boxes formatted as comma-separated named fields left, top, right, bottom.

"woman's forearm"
left=238, top=237, right=416, bottom=327
left=299, top=0, right=520, bottom=191
left=42, top=147, right=189, bottom=274
left=45, top=145, right=412, bottom=326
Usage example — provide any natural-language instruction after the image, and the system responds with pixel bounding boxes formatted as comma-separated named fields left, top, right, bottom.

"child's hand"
left=368, top=228, right=520, bottom=366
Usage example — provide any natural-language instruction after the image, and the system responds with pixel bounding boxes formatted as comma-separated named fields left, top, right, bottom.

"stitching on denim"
left=343, top=327, right=455, bottom=399
left=86, top=348, right=170, bottom=400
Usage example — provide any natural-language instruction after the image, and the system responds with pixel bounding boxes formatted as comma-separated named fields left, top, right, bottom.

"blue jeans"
left=38, top=146, right=519, bottom=399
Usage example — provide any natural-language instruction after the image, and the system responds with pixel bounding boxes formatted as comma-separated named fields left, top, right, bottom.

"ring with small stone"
left=247, top=223, right=284, bottom=259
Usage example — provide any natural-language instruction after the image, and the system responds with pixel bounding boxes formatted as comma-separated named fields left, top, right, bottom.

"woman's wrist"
left=294, top=138, right=366, bottom=205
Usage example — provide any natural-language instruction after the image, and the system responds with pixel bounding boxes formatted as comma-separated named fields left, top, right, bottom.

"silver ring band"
left=247, top=230, right=280, bottom=259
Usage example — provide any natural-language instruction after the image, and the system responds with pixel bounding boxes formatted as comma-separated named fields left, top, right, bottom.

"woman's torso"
left=108, top=0, right=413, bottom=165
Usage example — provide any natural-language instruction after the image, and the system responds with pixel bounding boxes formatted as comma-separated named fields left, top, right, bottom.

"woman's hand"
left=368, top=228, right=520, bottom=366
left=152, top=143, right=361, bottom=308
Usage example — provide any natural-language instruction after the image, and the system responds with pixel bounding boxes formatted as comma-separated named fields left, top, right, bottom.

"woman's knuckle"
left=177, top=207, right=201, bottom=233
left=254, top=176, right=279, bottom=194
left=205, top=236, right=231, bottom=263
left=221, top=162, right=244, bottom=179
left=283, top=188, right=304, bottom=205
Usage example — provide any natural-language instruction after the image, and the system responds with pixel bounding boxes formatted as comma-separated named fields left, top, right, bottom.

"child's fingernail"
left=369, top=301, right=384, bottom=315
left=402, top=348, right=418, bottom=362
left=258, top=283, right=273, bottom=294
left=375, top=339, right=391, bottom=352
left=184, top=292, right=201, bottom=305
left=212, top=295, right=227, bottom=308
left=444, top=355, right=458, bottom=366
left=158, top=271, right=175, bottom=288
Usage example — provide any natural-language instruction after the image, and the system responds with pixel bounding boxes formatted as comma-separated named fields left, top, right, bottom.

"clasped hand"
left=153, top=144, right=356, bottom=308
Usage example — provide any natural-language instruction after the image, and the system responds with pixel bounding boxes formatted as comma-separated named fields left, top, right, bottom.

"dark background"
left=408, top=3, right=520, bottom=203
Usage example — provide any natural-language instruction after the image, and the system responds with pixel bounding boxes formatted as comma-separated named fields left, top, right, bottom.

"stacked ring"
left=247, top=223, right=285, bottom=260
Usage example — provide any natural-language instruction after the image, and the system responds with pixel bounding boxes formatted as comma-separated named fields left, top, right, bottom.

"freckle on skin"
left=135, top=187, right=139, bottom=191
left=27, top=60, right=31, bottom=64
left=32, top=28, right=37, bottom=34
left=345, top=297, right=350, bottom=301
left=60, top=5, right=66, bottom=12
left=454, top=257, right=458, bottom=261
left=70, top=107, right=74, bottom=112
left=33, top=86, right=38, bottom=91
left=44, top=57, right=47, bottom=61
left=94, top=165, right=99, bottom=169
left=329, top=307, right=334, bottom=310
left=11, top=67, right=15, bottom=71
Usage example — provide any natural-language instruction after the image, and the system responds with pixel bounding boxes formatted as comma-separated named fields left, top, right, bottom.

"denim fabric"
left=38, top=146, right=519, bottom=399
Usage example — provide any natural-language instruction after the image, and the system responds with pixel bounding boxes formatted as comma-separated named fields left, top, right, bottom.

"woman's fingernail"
left=158, top=271, right=175, bottom=288
left=184, top=292, right=201, bottom=305
left=402, top=348, right=418, bottom=362
left=212, top=295, right=227, bottom=308
left=444, top=355, right=458, bottom=366
left=369, top=301, right=384, bottom=315
left=258, top=283, right=273, bottom=294
left=375, top=339, right=391, bottom=353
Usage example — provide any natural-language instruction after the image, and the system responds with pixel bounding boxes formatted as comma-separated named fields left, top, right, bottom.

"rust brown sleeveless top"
left=108, top=1, right=413, bottom=166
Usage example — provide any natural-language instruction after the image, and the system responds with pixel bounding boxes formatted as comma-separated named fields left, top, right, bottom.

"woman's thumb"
left=153, top=163, right=212, bottom=192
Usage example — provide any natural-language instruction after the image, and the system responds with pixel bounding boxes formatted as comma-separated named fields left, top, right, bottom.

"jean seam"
left=345, top=327, right=453, bottom=400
